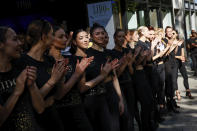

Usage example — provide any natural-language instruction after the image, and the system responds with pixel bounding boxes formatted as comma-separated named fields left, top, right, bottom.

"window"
left=149, top=9, right=158, bottom=27
left=127, top=11, right=138, bottom=29
left=138, top=10, right=145, bottom=26
left=161, top=0, right=171, bottom=5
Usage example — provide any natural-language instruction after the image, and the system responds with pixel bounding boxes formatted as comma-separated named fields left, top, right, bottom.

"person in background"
left=50, top=25, right=94, bottom=131
left=189, top=32, right=197, bottom=76
left=81, top=23, right=123, bottom=131
left=172, top=30, right=194, bottom=99
left=18, top=19, right=68, bottom=131
left=134, top=26, right=154, bottom=131
left=151, top=28, right=170, bottom=121
left=163, top=26, right=180, bottom=113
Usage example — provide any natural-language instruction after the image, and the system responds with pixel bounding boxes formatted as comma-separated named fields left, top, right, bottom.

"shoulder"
left=11, top=54, right=28, bottom=70
left=123, top=47, right=129, bottom=54
left=136, top=41, right=142, bottom=47
left=177, top=40, right=184, bottom=46
left=44, top=55, right=56, bottom=65
left=162, top=38, right=168, bottom=45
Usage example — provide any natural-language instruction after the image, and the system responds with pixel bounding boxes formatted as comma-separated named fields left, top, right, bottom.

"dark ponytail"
left=69, top=29, right=86, bottom=55
left=0, top=26, right=9, bottom=44
left=90, top=23, right=105, bottom=37
left=25, top=19, right=52, bottom=51
left=52, top=25, right=62, bottom=36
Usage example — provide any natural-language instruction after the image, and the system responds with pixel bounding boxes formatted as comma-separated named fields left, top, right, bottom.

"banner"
left=87, top=1, right=115, bottom=49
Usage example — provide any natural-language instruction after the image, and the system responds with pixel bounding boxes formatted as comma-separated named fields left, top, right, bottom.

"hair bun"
left=92, top=23, right=101, bottom=27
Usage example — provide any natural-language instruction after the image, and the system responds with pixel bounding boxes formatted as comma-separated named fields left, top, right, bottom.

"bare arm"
left=54, top=72, right=81, bottom=100
left=54, top=57, right=94, bottom=100
left=80, top=58, right=119, bottom=93
left=0, top=91, right=21, bottom=126
left=40, top=61, right=66, bottom=98
left=116, top=57, right=128, bottom=77
left=128, top=62, right=134, bottom=75
left=191, top=43, right=197, bottom=47
left=175, top=46, right=185, bottom=62
left=0, top=69, right=27, bottom=126
left=26, top=66, right=46, bottom=114
left=79, top=73, right=106, bottom=93
left=112, top=69, right=124, bottom=115
left=28, top=83, right=45, bottom=114
left=152, top=45, right=170, bottom=61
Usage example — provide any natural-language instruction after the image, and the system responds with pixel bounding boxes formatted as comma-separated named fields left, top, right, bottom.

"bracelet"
left=47, top=82, right=54, bottom=87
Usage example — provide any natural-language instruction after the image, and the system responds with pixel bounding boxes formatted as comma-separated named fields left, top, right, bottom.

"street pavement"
left=157, top=66, right=197, bottom=131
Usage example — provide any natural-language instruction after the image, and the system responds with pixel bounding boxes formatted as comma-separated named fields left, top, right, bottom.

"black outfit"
left=104, top=49, right=120, bottom=131
left=152, top=41, right=166, bottom=106
left=163, top=38, right=179, bottom=112
left=144, top=41, right=155, bottom=97
left=0, top=66, right=39, bottom=131
left=83, top=47, right=113, bottom=131
left=175, top=44, right=190, bottom=90
left=144, top=41, right=160, bottom=128
left=109, top=48, right=135, bottom=131
left=151, top=41, right=166, bottom=123
left=190, top=38, right=197, bottom=75
left=133, top=40, right=153, bottom=131
left=55, top=55, right=92, bottom=131
left=16, top=54, right=64, bottom=131
left=186, top=37, right=193, bottom=55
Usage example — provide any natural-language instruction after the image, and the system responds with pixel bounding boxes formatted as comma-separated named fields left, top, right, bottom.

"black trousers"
left=57, top=104, right=93, bottom=131
left=36, top=105, right=64, bottom=131
left=165, top=62, right=178, bottom=99
left=120, top=81, right=135, bottom=131
left=177, top=61, right=189, bottom=90
left=84, top=94, right=112, bottom=131
left=134, top=69, right=153, bottom=131
left=105, top=83, right=120, bottom=131
left=156, top=64, right=166, bottom=105
left=144, top=66, right=154, bottom=94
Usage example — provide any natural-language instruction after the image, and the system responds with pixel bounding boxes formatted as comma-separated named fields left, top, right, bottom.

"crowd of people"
left=187, top=30, right=197, bottom=77
left=0, top=19, right=195, bottom=131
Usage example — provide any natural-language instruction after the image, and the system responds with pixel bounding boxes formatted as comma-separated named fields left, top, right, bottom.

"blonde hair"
left=137, top=26, right=148, bottom=37
left=154, top=28, right=164, bottom=38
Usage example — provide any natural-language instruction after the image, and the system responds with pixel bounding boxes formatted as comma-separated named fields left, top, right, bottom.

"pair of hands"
left=118, top=51, right=136, bottom=67
left=152, top=37, right=162, bottom=48
left=50, top=56, right=94, bottom=85
left=100, top=58, right=120, bottom=78
left=134, top=46, right=150, bottom=58
left=14, top=66, right=37, bottom=96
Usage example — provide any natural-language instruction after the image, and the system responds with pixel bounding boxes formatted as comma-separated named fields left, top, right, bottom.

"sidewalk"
left=157, top=67, right=197, bottom=131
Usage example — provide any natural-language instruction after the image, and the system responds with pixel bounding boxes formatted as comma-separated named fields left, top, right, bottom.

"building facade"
left=183, top=0, right=197, bottom=38
left=118, top=0, right=197, bottom=39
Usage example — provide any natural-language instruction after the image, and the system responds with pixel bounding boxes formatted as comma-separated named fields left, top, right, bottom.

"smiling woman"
left=49, top=25, right=68, bottom=61
left=0, top=26, right=40, bottom=131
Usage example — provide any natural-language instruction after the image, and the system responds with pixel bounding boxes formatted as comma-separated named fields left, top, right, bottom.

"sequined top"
left=0, top=67, right=39, bottom=131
